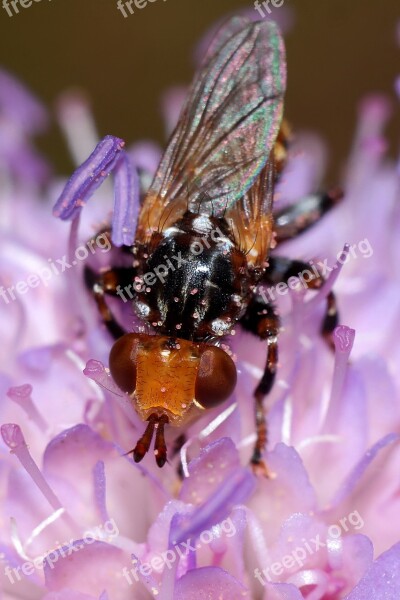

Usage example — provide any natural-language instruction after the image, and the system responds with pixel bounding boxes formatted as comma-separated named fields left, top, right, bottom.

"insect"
left=71, top=17, right=340, bottom=472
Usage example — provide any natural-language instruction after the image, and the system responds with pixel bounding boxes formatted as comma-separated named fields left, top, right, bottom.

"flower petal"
left=43, top=591, right=98, bottom=600
left=43, top=540, right=135, bottom=599
left=173, top=438, right=255, bottom=545
left=344, top=542, right=400, bottom=599
left=174, top=566, right=249, bottom=599
left=171, top=468, right=254, bottom=546
left=263, top=582, right=304, bottom=600
left=129, top=141, right=162, bottom=177
left=179, top=437, right=242, bottom=505
left=0, top=68, right=48, bottom=134
left=249, top=443, right=317, bottom=544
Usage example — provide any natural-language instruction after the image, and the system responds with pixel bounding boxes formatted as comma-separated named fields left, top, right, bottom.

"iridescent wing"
left=136, top=16, right=286, bottom=243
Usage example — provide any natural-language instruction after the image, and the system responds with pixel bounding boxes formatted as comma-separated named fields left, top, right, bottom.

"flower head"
left=1, top=15, right=400, bottom=600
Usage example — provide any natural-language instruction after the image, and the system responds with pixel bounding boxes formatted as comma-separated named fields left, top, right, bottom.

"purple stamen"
left=53, top=135, right=125, bottom=220
left=7, top=384, right=48, bottom=432
left=112, top=153, right=139, bottom=247
left=83, top=360, right=139, bottom=426
left=83, top=359, right=124, bottom=396
left=323, top=325, right=356, bottom=431
left=0, top=424, right=76, bottom=529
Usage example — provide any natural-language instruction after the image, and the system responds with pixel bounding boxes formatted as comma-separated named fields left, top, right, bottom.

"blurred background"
left=0, top=0, right=399, bottom=183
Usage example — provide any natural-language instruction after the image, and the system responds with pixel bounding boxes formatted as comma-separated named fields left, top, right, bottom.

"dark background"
left=1, top=0, right=399, bottom=183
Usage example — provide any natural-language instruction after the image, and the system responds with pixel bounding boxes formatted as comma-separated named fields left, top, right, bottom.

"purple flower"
left=1, top=16, right=400, bottom=600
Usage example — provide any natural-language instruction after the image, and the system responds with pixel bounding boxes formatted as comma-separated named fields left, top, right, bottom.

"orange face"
left=109, top=333, right=237, bottom=466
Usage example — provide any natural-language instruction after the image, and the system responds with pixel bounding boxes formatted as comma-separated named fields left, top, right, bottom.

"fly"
left=56, top=16, right=341, bottom=474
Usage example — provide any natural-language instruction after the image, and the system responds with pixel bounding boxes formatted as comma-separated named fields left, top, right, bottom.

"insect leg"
left=273, top=188, right=343, bottom=244
left=266, top=256, right=339, bottom=348
left=240, top=298, right=280, bottom=476
left=84, top=266, right=134, bottom=340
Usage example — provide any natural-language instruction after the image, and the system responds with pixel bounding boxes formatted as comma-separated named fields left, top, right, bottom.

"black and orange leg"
left=240, top=256, right=339, bottom=475
left=266, top=256, right=339, bottom=348
left=272, top=115, right=342, bottom=243
left=273, top=188, right=343, bottom=244
left=240, top=299, right=280, bottom=476
left=84, top=266, right=134, bottom=340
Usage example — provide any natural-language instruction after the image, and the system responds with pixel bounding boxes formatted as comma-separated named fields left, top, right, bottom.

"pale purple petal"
left=174, top=566, right=249, bottom=599
left=43, top=424, right=115, bottom=481
left=344, top=542, right=400, bottom=599
left=395, top=75, right=400, bottom=99
left=43, top=541, right=134, bottom=599
left=0, top=68, right=48, bottom=133
left=93, top=460, right=109, bottom=523
left=179, top=437, right=242, bottom=504
left=18, top=344, right=65, bottom=374
left=338, top=534, right=374, bottom=593
left=129, top=141, right=162, bottom=176
left=357, top=356, right=400, bottom=445
left=171, top=467, right=255, bottom=546
left=274, top=134, right=328, bottom=207
left=161, top=86, right=188, bottom=136
left=43, top=591, right=98, bottom=600
left=264, top=582, right=304, bottom=599
left=1, top=139, right=51, bottom=184
left=329, top=433, right=400, bottom=508
left=249, top=443, right=317, bottom=543
left=173, top=438, right=255, bottom=544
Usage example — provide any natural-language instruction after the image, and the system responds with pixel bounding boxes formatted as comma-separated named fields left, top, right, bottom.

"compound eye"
left=195, top=346, right=237, bottom=409
left=109, top=334, right=141, bottom=394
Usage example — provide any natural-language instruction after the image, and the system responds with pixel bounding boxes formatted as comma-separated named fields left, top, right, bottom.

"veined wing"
left=136, top=17, right=286, bottom=242
left=225, top=159, right=275, bottom=269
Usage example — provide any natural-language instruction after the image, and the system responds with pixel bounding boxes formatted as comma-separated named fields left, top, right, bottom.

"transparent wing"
left=225, top=159, right=275, bottom=269
left=136, top=17, right=286, bottom=242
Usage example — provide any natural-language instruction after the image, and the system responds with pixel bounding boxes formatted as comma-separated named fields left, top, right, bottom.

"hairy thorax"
left=132, top=211, right=251, bottom=341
